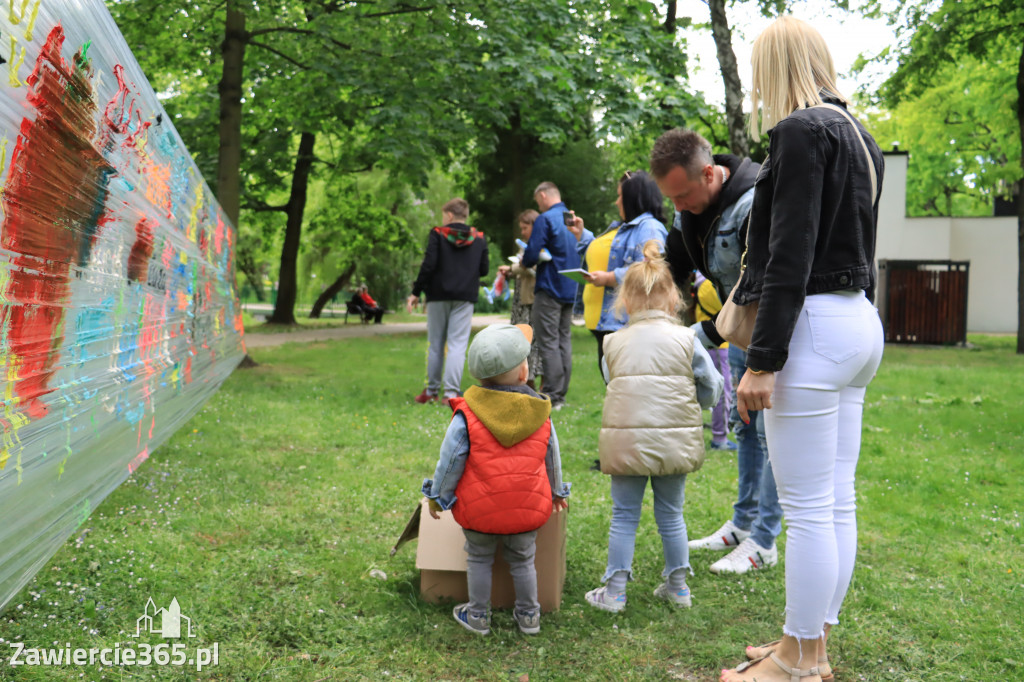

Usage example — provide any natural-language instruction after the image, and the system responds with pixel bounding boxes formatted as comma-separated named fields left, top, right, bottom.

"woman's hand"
left=584, top=270, right=616, bottom=287
left=566, top=213, right=584, bottom=240
left=497, top=265, right=511, bottom=276
left=736, top=370, right=775, bottom=424
left=405, top=294, right=420, bottom=313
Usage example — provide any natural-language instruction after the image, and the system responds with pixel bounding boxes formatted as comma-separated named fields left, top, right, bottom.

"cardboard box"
left=392, top=499, right=567, bottom=612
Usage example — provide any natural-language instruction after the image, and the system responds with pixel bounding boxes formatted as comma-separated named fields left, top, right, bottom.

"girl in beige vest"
left=585, top=242, right=723, bottom=613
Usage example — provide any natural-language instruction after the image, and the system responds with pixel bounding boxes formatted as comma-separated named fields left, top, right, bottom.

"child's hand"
left=553, top=498, right=569, bottom=512
left=427, top=498, right=443, bottom=519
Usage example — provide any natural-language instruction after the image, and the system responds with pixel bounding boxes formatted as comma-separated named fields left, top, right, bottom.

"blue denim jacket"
left=577, top=212, right=668, bottom=331
left=422, top=385, right=571, bottom=511
left=522, top=202, right=594, bottom=304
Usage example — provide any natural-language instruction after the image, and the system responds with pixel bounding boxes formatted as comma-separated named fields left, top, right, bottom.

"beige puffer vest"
left=599, top=310, right=706, bottom=476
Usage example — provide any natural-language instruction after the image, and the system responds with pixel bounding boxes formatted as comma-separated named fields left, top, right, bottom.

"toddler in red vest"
left=422, top=323, right=570, bottom=636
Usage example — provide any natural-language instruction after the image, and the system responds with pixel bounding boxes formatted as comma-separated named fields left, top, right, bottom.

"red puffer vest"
left=449, top=398, right=553, bottom=535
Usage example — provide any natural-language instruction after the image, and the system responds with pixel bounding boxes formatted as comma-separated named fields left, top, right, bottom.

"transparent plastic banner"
left=0, top=0, right=246, bottom=611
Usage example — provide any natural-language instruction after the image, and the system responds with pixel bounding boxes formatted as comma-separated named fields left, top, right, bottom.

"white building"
left=876, top=152, right=1018, bottom=334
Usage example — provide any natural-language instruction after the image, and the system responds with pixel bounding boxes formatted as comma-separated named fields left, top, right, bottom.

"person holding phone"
left=522, top=182, right=593, bottom=410
left=565, top=170, right=668, bottom=374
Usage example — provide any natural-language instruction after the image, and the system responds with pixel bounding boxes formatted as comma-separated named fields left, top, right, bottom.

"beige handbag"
left=715, top=217, right=757, bottom=351
left=716, top=103, right=878, bottom=352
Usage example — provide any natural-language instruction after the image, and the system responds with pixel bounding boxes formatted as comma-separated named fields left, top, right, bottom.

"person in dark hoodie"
left=407, top=198, right=490, bottom=406
left=422, top=323, right=570, bottom=636
left=649, top=129, right=783, bottom=577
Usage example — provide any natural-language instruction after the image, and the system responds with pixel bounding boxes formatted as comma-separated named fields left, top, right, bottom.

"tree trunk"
left=1016, top=40, right=1024, bottom=353
left=241, top=266, right=265, bottom=302
left=708, top=0, right=749, bottom=158
left=663, top=1, right=676, bottom=33
left=217, top=1, right=259, bottom=365
left=217, top=1, right=245, bottom=226
left=267, top=132, right=317, bottom=325
left=309, top=262, right=357, bottom=318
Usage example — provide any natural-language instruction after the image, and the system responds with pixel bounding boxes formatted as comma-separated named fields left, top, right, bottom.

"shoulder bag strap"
left=814, top=103, right=878, bottom=202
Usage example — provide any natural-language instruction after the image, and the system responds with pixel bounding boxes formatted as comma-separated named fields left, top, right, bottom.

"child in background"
left=692, top=271, right=736, bottom=450
left=423, top=324, right=570, bottom=635
left=586, top=241, right=723, bottom=612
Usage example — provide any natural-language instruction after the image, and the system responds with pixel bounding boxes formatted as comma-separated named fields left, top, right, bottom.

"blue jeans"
left=603, top=474, right=689, bottom=583
left=728, top=344, right=783, bottom=549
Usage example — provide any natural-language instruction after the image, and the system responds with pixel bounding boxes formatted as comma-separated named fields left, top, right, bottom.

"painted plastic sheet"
left=0, top=0, right=245, bottom=611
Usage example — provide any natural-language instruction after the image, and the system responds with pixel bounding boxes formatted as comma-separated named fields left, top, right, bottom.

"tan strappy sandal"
left=731, top=653, right=820, bottom=682
left=745, top=642, right=833, bottom=682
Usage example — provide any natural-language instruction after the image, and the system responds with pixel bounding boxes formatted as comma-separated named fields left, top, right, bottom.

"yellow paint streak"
left=187, top=183, right=203, bottom=242
left=8, top=36, right=25, bottom=87
left=23, top=0, right=39, bottom=40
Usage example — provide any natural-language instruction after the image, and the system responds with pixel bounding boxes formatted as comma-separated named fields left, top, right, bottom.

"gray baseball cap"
left=468, top=324, right=534, bottom=380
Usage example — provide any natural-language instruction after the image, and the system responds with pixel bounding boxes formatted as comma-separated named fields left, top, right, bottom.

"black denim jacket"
left=733, top=96, right=884, bottom=372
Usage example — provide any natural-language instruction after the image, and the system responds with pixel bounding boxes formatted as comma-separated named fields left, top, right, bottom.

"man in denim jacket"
left=649, top=128, right=782, bottom=577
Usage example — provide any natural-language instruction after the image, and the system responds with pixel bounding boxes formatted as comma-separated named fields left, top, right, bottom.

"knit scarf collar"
left=434, top=225, right=481, bottom=246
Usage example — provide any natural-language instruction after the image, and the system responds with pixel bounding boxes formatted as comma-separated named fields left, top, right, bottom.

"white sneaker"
left=653, top=582, right=692, bottom=608
left=709, top=537, right=778, bottom=574
left=584, top=586, right=626, bottom=613
left=688, top=519, right=751, bottom=551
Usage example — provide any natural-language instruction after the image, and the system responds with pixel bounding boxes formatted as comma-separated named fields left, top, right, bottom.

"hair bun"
left=642, top=239, right=663, bottom=262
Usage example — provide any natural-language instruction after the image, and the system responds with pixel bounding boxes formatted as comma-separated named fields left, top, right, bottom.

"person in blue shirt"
left=522, top=182, right=593, bottom=410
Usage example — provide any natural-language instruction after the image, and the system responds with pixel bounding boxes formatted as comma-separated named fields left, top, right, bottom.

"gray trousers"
left=425, top=300, right=474, bottom=398
left=531, top=290, right=573, bottom=403
left=463, top=528, right=539, bottom=616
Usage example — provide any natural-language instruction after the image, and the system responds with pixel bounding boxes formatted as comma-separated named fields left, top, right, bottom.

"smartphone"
left=563, top=211, right=574, bottom=226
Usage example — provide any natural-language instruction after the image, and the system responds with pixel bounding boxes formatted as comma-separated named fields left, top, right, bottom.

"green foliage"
left=1, top=330, right=1021, bottom=680
left=869, top=0, right=1024, bottom=215
left=864, top=44, right=1020, bottom=216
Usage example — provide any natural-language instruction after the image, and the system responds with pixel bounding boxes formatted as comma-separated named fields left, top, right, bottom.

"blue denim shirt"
left=577, top=212, right=668, bottom=332
left=672, top=187, right=753, bottom=297
left=522, top=202, right=594, bottom=304
left=422, top=385, right=571, bottom=510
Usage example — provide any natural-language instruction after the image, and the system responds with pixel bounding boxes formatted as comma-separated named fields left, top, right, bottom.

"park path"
left=243, top=311, right=509, bottom=348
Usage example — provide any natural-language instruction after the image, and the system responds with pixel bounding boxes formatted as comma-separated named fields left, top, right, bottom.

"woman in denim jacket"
left=567, top=170, right=668, bottom=372
left=719, top=17, right=885, bottom=682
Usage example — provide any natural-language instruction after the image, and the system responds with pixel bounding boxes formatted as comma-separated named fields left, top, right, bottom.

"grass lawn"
left=1, top=329, right=1021, bottom=681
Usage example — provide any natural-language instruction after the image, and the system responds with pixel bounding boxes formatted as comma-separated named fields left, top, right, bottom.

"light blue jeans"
left=729, top=344, right=783, bottom=550
left=603, top=474, right=689, bottom=583
left=425, top=300, right=474, bottom=398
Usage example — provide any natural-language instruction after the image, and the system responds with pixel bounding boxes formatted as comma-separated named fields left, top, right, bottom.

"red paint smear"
left=127, top=217, right=155, bottom=282
left=1, top=25, right=112, bottom=418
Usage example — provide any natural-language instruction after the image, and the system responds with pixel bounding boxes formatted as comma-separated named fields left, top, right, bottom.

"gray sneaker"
left=584, top=586, right=627, bottom=613
left=513, top=609, right=540, bottom=635
left=452, top=603, right=489, bottom=635
left=653, top=582, right=692, bottom=608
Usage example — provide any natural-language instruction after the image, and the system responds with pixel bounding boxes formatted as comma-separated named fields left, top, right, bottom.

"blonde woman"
left=584, top=241, right=723, bottom=613
left=718, top=17, right=884, bottom=682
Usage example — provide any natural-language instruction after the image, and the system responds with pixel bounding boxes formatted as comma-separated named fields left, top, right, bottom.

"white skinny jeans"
left=763, top=290, right=884, bottom=639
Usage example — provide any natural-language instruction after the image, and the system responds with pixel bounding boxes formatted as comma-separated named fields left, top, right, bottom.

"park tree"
left=872, top=0, right=1024, bottom=351
left=864, top=47, right=1019, bottom=217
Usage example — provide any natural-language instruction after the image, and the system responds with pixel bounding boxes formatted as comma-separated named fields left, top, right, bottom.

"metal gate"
left=876, top=260, right=970, bottom=345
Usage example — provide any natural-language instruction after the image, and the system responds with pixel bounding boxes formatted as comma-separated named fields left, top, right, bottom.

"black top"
left=733, top=96, right=884, bottom=372
left=411, top=223, right=490, bottom=303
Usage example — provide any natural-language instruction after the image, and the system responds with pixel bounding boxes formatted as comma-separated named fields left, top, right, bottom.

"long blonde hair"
left=613, top=240, right=680, bottom=317
left=749, top=16, right=847, bottom=142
